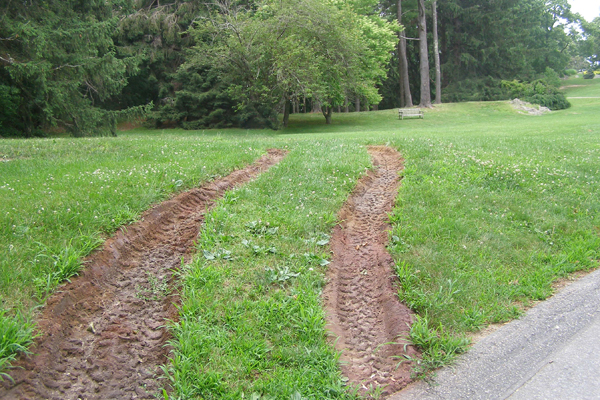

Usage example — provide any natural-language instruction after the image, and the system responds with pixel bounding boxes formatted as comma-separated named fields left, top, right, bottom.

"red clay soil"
left=0, top=149, right=287, bottom=400
left=323, top=146, right=418, bottom=398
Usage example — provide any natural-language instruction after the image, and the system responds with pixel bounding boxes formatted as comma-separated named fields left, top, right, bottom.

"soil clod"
left=323, top=146, right=418, bottom=397
left=0, top=149, right=286, bottom=400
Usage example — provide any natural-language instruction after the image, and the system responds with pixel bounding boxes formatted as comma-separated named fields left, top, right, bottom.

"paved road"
left=390, top=268, right=600, bottom=400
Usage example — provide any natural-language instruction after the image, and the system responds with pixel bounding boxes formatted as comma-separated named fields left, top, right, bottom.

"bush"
left=564, top=69, right=577, bottom=76
left=523, top=93, right=570, bottom=110
left=543, top=67, right=561, bottom=88
left=583, top=70, right=595, bottom=79
left=501, top=78, right=571, bottom=110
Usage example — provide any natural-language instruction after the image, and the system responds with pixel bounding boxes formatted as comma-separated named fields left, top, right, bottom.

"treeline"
left=1, top=0, right=598, bottom=136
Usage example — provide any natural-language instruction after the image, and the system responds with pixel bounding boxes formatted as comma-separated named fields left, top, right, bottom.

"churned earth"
left=0, top=149, right=287, bottom=400
left=1, top=145, right=417, bottom=399
left=324, top=146, right=418, bottom=397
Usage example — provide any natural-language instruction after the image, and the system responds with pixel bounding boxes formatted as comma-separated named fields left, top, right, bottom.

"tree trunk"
left=418, top=0, right=432, bottom=108
left=398, top=0, right=413, bottom=108
left=355, top=95, right=360, bottom=112
left=322, top=105, right=333, bottom=124
left=398, top=42, right=405, bottom=108
left=303, top=96, right=307, bottom=113
left=312, top=101, right=322, bottom=113
left=283, top=96, right=291, bottom=128
left=433, top=0, right=442, bottom=104
left=344, top=96, right=349, bottom=113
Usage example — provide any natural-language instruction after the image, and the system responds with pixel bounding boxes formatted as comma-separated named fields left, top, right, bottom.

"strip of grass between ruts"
left=0, top=76, right=598, bottom=396
left=166, top=140, right=370, bottom=398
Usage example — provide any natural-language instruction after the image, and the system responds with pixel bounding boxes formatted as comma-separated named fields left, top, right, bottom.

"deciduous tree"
left=189, top=0, right=396, bottom=127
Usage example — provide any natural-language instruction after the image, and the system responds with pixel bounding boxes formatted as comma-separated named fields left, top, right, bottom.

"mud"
left=0, top=149, right=287, bottom=400
left=323, top=146, right=418, bottom=398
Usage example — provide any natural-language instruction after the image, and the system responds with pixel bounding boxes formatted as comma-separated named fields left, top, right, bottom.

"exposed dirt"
left=0, top=149, right=287, bottom=400
left=323, top=146, right=418, bottom=398
left=116, top=120, right=145, bottom=131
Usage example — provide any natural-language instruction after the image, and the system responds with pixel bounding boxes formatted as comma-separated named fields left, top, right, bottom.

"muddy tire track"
left=323, top=146, right=418, bottom=397
left=0, top=149, right=287, bottom=400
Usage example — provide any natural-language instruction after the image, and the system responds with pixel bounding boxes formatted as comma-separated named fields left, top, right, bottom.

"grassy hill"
left=1, top=76, right=599, bottom=397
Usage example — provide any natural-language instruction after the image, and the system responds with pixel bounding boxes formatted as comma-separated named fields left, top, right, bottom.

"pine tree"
left=0, top=0, right=145, bottom=137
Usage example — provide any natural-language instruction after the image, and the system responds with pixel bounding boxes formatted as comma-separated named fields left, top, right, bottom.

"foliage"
left=155, top=63, right=238, bottom=129
left=33, top=234, right=103, bottom=299
left=578, top=17, right=600, bottom=68
left=0, top=310, right=36, bottom=378
left=564, top=69, right=577, bottom=76
left=442, top=77, right=511, bottom=103
left=110, top=0, right=211, bottom=112
left=0, top=0, right=148, bottom=137
left=379, top=0, right=580, bottom=108
left=583, top=69, right=596, bottom=79
left=502, top=73, right=571, bottom=110
left=186, top=0, right=397, bottom=128
left=405, top=315, right=469, bottom=377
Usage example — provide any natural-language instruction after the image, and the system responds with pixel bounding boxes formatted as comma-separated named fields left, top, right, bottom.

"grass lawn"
left=561, top=75, right=600, bottom=97
left=0, top=76, right=599, bottom=396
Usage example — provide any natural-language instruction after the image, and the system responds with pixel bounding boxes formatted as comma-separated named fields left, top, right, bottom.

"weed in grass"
left=135, top=272, right=170, bottom=302
left=242, top=240, right=277, bottom=256
left=253, top=265, right=299, bottom=294
left=364, top=384, right=385, bottom=400
left=404, top=315, right=470, bottom=378
left=203, top=248, right=233, bottom=261
left=263, top=266, right=299, bottom=286
left=245, top=220, right=279, bottom=236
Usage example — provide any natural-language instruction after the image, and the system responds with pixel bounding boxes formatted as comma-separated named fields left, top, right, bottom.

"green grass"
left=561, top=75, right=600, bottom=97
left=165, top=141, right=369, bottom=398
left=1, top=76, right=599, bottom=395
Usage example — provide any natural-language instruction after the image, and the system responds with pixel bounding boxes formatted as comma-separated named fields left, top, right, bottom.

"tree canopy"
left=0, top=0, right=148, bottom=137
left=181, top=0, right=397, bottom=127
left=1, top=0, right=597, bottom=136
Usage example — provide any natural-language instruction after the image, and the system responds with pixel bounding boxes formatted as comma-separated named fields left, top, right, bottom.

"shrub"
left=543, top=67, right=561, bottom=88
left=583, top=70, right=595, bottom=80
left=523, top=93, right=570, bottom=110
left=501, top=78, right=571, bottom=110
left=564, top=69, right=577, bottom=76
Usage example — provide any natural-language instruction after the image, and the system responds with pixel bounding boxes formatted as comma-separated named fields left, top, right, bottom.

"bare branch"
left=0, top=54, right=15, bottom=64
left=53, top=64, right=83, bottom=70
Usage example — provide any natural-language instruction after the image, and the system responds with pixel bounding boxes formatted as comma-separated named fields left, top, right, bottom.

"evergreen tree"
left=0, top=0, right=146, bottom=137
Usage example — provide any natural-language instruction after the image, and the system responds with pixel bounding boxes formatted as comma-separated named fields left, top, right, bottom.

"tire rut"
left=323, top=146, right=418, bottom=397
left=0, top=149, right=287, bottom=400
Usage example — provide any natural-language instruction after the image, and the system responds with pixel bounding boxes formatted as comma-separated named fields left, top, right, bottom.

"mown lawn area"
left=1, top=76, right=598, bottom=396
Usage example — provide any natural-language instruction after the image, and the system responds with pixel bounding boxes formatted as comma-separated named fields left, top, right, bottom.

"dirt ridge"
left=0, top=149, right=287, bottom=400
left=323, top=145, right=417, bottom=397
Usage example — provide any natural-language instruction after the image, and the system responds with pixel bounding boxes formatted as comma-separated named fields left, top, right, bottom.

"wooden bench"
left=398, top=108, right=424, bottom=120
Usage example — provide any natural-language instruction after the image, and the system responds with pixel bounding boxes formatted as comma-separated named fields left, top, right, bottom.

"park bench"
left=398, top=108, right=424, bottom=120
